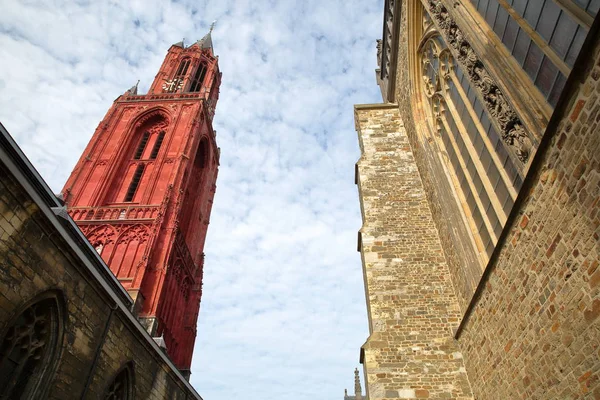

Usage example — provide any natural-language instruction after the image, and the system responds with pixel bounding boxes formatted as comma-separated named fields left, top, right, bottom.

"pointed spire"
left=354, top=368, right=362, bottom=398
left=172, top=39, right=184, bottom=48
left=126, top=80, right=140, bottom=95
left=197, top=20, right=217, bottom=50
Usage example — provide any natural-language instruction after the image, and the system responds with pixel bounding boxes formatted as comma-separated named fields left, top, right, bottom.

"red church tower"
left=61, top=29, right=221, bottom=374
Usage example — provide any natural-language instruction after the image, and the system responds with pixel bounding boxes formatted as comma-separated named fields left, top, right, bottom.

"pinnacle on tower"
left=125, top=80, right=140, bottom=95
left=197, top=20, right=216, bottom=50
left=354, top=368, right=362, bottom=398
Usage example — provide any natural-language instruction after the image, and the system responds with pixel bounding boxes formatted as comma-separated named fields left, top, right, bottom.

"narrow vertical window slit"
left=124, top=164, right=145, bottom=202
left=150, top=132, right=165, bottom=159
left=133, top=132, right=149, bottom=160
left=190, top=64, right=207, bottom=92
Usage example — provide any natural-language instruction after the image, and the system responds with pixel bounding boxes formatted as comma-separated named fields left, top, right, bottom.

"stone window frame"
left=417, top=8, right=524, bottom=260
left=114, top=110, right=170, bottom=205
left=165, top=58, right=191, bottom=93
left=189, top=62, right=208, bottom=93
left=103, top=361, right=135, bottom=400
left=0, top=290, right=66, bottom=399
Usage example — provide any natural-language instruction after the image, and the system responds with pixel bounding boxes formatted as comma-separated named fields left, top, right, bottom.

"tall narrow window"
left=124, top=164, right=145, bottom=202
left=174, top=58, right=190, bottom=81
left=419, top=22, right=521, bottom=258
left=164, top=58, right=191, bottom=93
left=149, top=132, right=165, bottom=159
left=0, top=295, right=63, bottom=399
left=133, top=132, right=149, bottom=160
left=189, top=63, right=207, bottom=92
left=104, top=364, right=133, bottom=400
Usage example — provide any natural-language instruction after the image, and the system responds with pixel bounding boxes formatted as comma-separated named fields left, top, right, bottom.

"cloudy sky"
left=0, top=0, right=383, bottom=398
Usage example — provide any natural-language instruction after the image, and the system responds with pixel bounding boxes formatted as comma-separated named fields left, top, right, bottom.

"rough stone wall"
left=457, top=29, right=600, bottom=400
left=0, top=164, right=198, bottom=399
left=355, top=105, right=473, bottom=399
left=393, top=0, right=484, bottom=312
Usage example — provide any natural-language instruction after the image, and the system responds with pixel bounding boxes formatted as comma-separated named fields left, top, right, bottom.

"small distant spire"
left=354, top=368, right=362, bottom=397
left=126, top=80, right=140, bottom=95
left=197, top=20, right=217, bottom=51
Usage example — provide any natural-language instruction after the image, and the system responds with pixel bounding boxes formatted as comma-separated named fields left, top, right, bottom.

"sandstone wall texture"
left=393, top=1, right=484, bottom=313
left=457, top=25, right=600, bottom=400
left=0, top=161, right=200, bottom=399
left=358, top=1, right=600, bottom=399
left=355, top=104, right=472, bottom=400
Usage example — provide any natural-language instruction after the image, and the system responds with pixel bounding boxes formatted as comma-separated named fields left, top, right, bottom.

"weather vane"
left=210, top=20, right=217, bottom=32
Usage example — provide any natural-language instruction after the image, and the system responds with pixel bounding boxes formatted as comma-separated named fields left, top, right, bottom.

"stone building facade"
left=0, top=30, right=221, bottom=399
left=61, top=32, right=221, bottom=373
left=355, top=1, right=600, bottom=398
left=0, top=124, right=202, bottom=399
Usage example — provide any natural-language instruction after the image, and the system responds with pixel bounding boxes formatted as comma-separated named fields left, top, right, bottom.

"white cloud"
left=0, top=0, right=382, bottom=398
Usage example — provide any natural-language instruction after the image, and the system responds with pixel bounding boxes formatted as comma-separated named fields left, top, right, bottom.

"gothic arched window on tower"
left=189, top=63, right=207, bottom=92
left=0, top=293, right=64, bottom=399
left=117, top=113, right=169, bottom=204
left=419, top=21, right=522, bottom=258
left=165, top=58, right=191, bottom=93
left=104, top=363, right=134, bottom=400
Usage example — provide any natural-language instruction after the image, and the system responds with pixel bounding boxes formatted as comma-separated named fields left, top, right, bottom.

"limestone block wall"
left=355, top=104, right=472, bottom=399
left=457, top=27, right=600, bottom=400
left=0, top=161, right=200, bottom=399
left=393, top=0, right=485, bottom=312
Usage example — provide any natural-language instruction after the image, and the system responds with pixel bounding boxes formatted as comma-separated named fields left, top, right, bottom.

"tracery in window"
left=104, top=364, right=133, bottom=400
left=420, top=28, right=521, bottom=257
left=0, top=294, right=63, bottom=399
left=119, top=112, right=169, bottom=203
left=164, top=58, right=191, bottom=93
left=189, top=63, right=207, bottom=92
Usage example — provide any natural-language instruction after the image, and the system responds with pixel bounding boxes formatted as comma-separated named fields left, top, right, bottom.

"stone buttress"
left=354, top=104, right=473, bottom=399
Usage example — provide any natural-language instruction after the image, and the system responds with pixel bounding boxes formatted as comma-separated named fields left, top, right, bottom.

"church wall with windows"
left=356, top=0, right=600, bottom=398
left=379, top=0, right=594, bottom=310
left=0, top=125, right=203, bottom=399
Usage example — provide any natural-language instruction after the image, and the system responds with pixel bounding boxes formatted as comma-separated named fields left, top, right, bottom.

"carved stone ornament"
left=427, top=0, right=533, bottom=162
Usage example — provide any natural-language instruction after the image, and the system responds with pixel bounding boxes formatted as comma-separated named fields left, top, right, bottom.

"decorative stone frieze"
left=427, top=0, right=533, bottom=163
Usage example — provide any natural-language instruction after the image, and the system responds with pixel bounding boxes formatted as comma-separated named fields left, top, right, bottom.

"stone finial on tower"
left=197, top=20, right=217, bottom=50
left=125, top=80, right=140, bottom=95
left=354, top=368, right=363, bottom=399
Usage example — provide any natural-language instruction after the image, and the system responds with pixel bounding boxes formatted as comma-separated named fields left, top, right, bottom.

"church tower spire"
left=354, top=368, right=363, bottom=399
left=344, top=368, right=364, bottom=400
left=61, top=34, right=222, bottom=376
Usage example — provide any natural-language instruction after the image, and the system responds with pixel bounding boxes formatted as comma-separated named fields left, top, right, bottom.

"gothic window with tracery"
left=164, top=58, right=191, bottom=93
left=419, top=13, right=523, bottom=257
left=121, top=113, right=169, bottom=203
left=0, top=295, right=63, bottom=399
left=189, top=63, right=207, bottom=92
left=104, top=365, right=133, bottom=400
